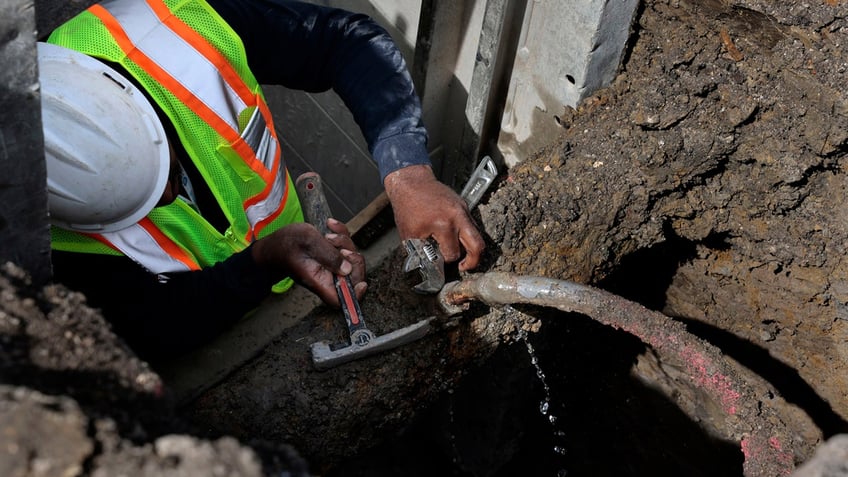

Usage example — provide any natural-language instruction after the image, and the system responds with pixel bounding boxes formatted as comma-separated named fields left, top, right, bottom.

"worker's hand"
left=251, top=220, right=367, bottom=307
left=384, top=165, right=485, bottom=271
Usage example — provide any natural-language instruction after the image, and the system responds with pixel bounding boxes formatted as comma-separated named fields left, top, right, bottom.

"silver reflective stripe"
left=242, top=108, right=265, bottom=151
left=241, top=108, right=277, bottom=169
left=101, top=0, right=246, bottom=132
left=256, top=130, right=276, bottom=169
left=246, top=165, right=286, bottom=229
left=101, top=224, right=193, bottom=274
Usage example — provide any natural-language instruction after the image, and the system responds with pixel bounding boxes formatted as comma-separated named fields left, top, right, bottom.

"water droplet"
left=548, top=414, right=558, bottom=424
left=557, top=469, right=569, bottom=477
left=540, top=400, right=549, bottom=414
left=554, top=446, right=567, bottom=455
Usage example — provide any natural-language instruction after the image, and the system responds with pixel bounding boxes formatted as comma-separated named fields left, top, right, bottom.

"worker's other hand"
left=385, top=165, right=485, bottom=271
left=251, top=219, right=367, bottom=307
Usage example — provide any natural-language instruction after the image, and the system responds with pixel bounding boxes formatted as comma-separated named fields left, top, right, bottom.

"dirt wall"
left=480, top=0, right=848, bottom=443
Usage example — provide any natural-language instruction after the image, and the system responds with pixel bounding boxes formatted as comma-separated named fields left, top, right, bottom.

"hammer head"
left=311, top=318, right=434, bottom=369
left=402, top=238, right=445, bottom=294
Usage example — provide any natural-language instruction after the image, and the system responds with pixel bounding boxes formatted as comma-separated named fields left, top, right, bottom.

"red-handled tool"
left=295, top=172, right=433, bottom=370
left=296, top=173, right=375, bottom=350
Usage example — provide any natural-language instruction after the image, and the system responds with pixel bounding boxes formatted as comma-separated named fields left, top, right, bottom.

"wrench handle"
left=295, top=173, right=368, bottom=336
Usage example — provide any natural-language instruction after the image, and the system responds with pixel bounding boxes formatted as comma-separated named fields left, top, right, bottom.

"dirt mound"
left=478, top=0, right=848, bottom=466
left=0, top=263, right=308, bottom=476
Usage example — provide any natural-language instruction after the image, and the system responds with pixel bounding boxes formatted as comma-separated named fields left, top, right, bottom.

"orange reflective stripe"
left=145, top=0, right=254, bottom=105
left=90, top=4, right=272, bottom=183
left=86, top=233, right=122, bottom=253
left=145, top=0, right=277, bottom=186
left=90, top=6, right=235, bottom=141
left=137, top=218, right=201, bottom=270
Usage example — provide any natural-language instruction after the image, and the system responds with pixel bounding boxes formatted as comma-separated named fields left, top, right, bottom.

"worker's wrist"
left=384, top=164, right=437, bottom=201
left=373, top=132, right=431, bottom=182
left=248, top=240, right=284, bottom=281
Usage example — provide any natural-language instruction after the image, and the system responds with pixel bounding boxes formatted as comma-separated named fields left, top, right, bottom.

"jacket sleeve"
left=206, top=0, right=431, bottom=181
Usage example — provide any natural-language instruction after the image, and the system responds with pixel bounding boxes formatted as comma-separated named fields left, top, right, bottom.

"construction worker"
left=42, top=0, right=484, bottom=361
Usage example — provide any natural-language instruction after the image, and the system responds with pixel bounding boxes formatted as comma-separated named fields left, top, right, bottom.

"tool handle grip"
left=295, top=172, right=333, bottom=235
left=295, top=172, right=368, bottom=334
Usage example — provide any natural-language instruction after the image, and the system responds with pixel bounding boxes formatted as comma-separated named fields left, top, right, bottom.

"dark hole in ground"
left=679, top=317, right=848, bottom=438
left=596, top=224, right=701, bottom=311
left=328, top=312, right=743, bottom=477
left=597, top=227, right=848, bottom=440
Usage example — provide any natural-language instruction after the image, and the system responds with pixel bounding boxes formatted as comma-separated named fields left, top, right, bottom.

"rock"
left=791, top=435, right=848, bottom=477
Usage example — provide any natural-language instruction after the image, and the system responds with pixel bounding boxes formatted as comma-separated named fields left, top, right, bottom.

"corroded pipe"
left=440, top=272, right=796, bottom=477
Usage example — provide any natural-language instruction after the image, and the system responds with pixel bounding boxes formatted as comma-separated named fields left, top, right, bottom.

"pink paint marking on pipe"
left=741, top=435, right=794, bottom=476
left=770, top=437, right=795, bottom=470
left=741, top=436, right=753, bottom=459
left=680, top=344, right=741, bottom=415
left=620, top=323, right=741, bottom=415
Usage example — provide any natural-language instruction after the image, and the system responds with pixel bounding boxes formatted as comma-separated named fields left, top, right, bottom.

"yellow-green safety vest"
left=49, top=0, right=302, bottom=291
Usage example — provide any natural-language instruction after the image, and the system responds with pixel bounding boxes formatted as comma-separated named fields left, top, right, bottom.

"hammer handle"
left=295, top=173, right=368, bottom=336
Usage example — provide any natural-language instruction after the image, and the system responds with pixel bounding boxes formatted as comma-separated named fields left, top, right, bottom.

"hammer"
left=295, top=173, right=434, bottom=370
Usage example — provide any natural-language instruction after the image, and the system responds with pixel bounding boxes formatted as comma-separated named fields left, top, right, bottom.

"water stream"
left=523, top=334, right=569, bottom=474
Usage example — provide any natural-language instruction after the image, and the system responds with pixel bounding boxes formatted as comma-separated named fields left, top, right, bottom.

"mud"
left=185, top=0, right=848, bottom=474
left=4, top=0, right=848, bottom=475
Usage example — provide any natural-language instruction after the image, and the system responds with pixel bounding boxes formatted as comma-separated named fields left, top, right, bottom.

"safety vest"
left=48, top=0, right=302, bottom=290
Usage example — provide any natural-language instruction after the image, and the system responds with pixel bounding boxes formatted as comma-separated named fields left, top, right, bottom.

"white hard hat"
left=38, top=42, right=170, bottom=233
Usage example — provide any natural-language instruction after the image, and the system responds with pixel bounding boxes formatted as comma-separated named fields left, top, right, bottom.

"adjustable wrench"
left=403, top=156, right=498, bottom=294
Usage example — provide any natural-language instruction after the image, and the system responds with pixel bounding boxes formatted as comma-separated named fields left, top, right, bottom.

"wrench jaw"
left=401, top=156, right=498, bottom=295
left=402, top=238, right=446, bottom=294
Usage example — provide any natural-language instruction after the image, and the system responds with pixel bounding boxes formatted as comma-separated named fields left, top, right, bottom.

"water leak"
left=524, top=334, right=569, bottom=473
left=447, top=389, right=463, bottom=467
left=508, top=305, right=569, bottom=476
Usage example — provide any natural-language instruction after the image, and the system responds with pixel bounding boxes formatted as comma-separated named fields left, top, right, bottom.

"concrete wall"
left=497, top=0, right=639, bottom=167
left=1, top=0, right=51, bottom=285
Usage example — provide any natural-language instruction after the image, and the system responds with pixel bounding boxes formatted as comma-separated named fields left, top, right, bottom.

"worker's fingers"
left=353, top=279, right=368, bottom=301
left=323, top=217, right=366, bottom=287
left=424, top=206, right=484, bottom=270
left=340, top=249, right=366, bottom=289
left=457, top=220, right=485, bottom=271
left=384, top=164, right=486, bottom=270
left=252, top=223, right=345, bottom=306
left=326, top=217, right=351, bottom=236
left=324, top=233, right=357, bottom=257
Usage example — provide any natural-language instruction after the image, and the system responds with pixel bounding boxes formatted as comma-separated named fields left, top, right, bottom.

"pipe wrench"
left=403, top=156, right=498, bottom=294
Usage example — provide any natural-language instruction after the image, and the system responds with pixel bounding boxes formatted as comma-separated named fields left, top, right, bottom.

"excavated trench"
left=2, top=0, right=847, bottom=475
left=180, top=0, right=848, bottom=475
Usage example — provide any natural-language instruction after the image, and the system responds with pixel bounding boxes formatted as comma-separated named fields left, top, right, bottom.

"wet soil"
left=4, top=0, right=848, bottom=475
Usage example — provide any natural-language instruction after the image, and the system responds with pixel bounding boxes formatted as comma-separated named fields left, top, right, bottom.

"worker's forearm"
left=207, top=0, right=431, bottom=180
